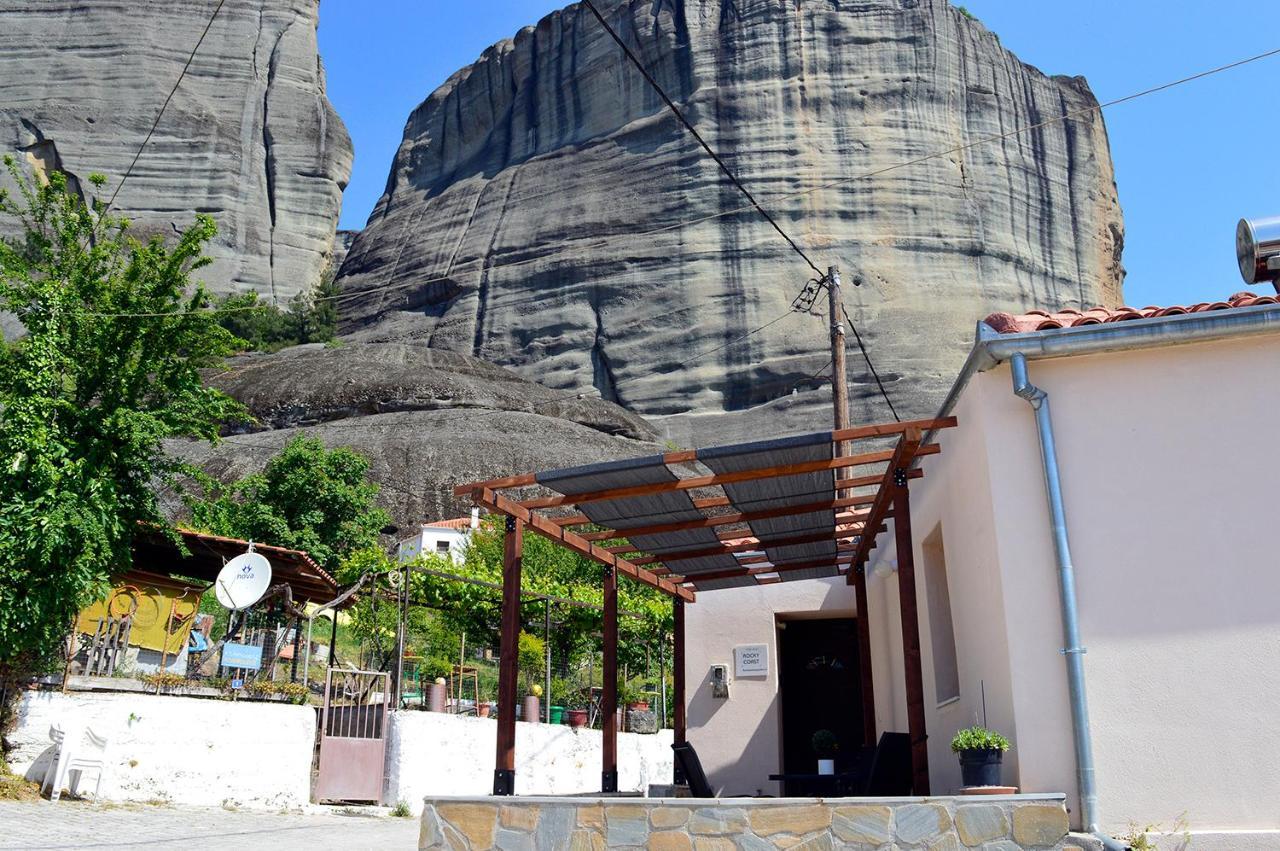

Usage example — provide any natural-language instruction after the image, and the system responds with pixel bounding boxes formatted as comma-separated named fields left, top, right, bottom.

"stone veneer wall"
left=419, top=794, right=1102, bottom=850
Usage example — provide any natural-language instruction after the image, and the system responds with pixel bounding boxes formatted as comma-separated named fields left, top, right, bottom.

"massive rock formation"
left=336, top=0, right=1123, bottom=444
left=0, top=0, right=351, bottom=305
left=169, top=342, right=665, bottom=526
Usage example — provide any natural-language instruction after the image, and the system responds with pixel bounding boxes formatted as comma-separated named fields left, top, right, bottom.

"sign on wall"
left=734, top=644, right=768, bottom=678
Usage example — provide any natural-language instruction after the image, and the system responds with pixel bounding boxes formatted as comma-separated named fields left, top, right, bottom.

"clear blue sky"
left=318, top=1, right=1280, bottom=308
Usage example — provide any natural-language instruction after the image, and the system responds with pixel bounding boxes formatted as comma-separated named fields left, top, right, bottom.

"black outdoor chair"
left=851, top=732, right=913, bottom=796
left=671, top=741, right=715, bottom=798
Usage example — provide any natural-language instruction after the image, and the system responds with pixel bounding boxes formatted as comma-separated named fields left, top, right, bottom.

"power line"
left=106, top=0, right=227, bottom=210
left=580, top=0, right=823, bottom=277
left=842, top=302, right=900, bottom=422
left=80, top=43, right=1280, bottom=321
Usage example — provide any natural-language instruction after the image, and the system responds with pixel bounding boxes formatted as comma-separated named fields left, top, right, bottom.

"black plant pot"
left=958, top=748, right=1004, bottom=787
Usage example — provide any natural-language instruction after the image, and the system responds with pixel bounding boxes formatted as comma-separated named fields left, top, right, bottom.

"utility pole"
left=827, top=266, right=850, bottom=436
left=828, top=265, right=877, bottom=747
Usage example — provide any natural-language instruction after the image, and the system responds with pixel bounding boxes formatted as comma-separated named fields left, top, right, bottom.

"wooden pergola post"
left=493, top=515, right=523, bottom=796
left=672, top=597, right=687, bottom=784
left=892, top=468, right=930, bottom=795
left=851, top=564, right=877, bottom=746
left=601, top=563, right=619, bottom=792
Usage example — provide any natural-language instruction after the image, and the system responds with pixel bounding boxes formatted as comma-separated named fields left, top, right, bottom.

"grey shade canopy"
left=536, top=431, right=853, bottom=591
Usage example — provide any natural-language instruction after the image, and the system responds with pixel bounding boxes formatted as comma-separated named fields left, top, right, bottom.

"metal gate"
left=314, top=669, right=390, bottom=803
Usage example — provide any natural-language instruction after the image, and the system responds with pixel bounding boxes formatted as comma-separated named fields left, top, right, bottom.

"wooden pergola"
left=456, top=415, right=954, bottom=796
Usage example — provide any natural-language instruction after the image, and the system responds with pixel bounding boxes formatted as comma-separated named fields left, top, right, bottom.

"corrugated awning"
left=457, top=416, right=954, bottom=595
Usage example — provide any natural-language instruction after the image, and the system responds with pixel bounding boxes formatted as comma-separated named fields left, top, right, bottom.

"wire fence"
left=62, top=567, right=675, bottom=732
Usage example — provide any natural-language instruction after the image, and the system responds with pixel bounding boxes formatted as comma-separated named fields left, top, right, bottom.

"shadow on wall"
left=687, top=659, right=785, bottom=797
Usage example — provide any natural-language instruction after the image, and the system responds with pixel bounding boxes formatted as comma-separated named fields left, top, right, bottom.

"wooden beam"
left=630, top=526, right=883, bottom=566
left=655, top=541, right=863, bottom=574
left=520, top=444, right=941, bottom=511
left=493, top=516, right=523, bottom=796
left=846, top=430, right=923, bottom=583
left=686, top=554, right=857, bottom=584
left=470, top=488, right=695, bottom=602
left=455, top=417, right=958, bottom=496
left=893, top=472, right=930, bottom=795
left=596, top=507, right=879, bottom=548
left=602, top=562, right=619, bottom=793
left=551, top=469, right=923, bottom=527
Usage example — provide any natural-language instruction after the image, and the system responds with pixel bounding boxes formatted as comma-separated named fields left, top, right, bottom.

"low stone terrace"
left=419, top=794, right=1100, bottom=849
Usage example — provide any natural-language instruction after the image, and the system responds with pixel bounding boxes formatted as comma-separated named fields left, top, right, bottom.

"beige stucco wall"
left=684, top=578, right=856, bottom=796
left=870, top=331, right=1280, bottom=835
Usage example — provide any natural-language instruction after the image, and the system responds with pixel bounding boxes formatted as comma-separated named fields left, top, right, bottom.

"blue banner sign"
left=221, top=642, right=263, bottom=670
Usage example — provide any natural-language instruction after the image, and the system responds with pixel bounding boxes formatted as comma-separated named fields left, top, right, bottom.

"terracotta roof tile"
left=423, top=517, right=475, bottom=529
left=982, top=292, right=1280, bottom=335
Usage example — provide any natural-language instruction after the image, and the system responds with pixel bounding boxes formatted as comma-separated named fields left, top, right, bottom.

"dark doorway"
left=777, top=617, right=863, bottom=791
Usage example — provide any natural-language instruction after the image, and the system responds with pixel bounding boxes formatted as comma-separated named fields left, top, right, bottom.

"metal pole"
left=328, top=612, right=338, bottom=669
left=394, top=565, right=408, bottom=707
left=303, top=617, right=314, bottom=689
left=658, top=638, right=666, bottom=731
left=457, top=630, right=466, bottom=714
left=544, top=599, right=552, bottom=724
left=829, top=264, right=878, bottom=744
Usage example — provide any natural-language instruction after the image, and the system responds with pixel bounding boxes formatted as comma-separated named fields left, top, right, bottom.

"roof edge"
left=920, top=300, right=1280, bottom=453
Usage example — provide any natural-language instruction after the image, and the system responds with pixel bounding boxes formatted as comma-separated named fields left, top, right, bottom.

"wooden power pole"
left=828, top=266, right=878, bottom=746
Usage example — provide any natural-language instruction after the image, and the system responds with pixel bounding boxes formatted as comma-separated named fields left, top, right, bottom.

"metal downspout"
left=1009, top=353, right=1125, bottom=851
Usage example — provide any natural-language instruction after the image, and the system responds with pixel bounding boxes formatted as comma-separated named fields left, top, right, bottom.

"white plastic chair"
left=41, top=723, right=109, bottom=801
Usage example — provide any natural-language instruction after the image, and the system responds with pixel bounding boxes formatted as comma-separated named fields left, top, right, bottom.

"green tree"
left=213, top=264, right=339, bottom=352
left=403, top=518, right=674, bottom=672
left=0, top=157, right=244, bottom=679
left=188, top=434, right=390, bottom=573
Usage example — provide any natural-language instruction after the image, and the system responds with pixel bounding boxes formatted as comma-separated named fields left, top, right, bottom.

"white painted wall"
left=865, top=374, right=1021, bottom=800
left=10, top=691, right=315, bottom=809
left=683, top=577, right=856, bottom=797
left=397, top=524, right=471, bottom=564
left=871, top=330, right=1280, bottom=835
left=383, top=711, right=672, bottom=813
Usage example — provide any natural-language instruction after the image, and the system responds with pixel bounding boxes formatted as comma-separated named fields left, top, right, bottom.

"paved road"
left=0, top=801, right=420, bottom=850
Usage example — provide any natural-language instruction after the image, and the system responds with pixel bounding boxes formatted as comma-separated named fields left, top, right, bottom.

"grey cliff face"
left=171, top=342, right=664, bottom=527
left=0, top=0, right=351, bottom=304
left=336, top=0, right=1123, bottom=444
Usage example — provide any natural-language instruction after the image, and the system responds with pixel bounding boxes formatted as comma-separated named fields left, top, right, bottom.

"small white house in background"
left=398, top=509, right=480, bottom=564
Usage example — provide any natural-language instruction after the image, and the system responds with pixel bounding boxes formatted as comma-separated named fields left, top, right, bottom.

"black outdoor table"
left=768, top=771, right=864, bottom=797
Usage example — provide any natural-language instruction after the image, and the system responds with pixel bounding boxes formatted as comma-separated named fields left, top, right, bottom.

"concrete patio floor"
left=0, top=800, right=419, bottom=850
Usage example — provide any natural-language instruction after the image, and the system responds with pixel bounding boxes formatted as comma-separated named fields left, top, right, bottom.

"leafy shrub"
left=950, top=726, right=1011, bottom=753
left=811, top=729, right=840, bottom=758
left=140, top=672, right=186, bottom=691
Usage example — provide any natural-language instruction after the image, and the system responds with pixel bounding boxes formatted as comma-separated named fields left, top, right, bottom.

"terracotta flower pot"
left=477, top=702, right=491, bottom=718
left=627, top=701, right=649, bottom=712
left=566, top=709, right=589, bottom=729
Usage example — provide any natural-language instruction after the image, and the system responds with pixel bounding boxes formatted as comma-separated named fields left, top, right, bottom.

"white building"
left=397, top=509, right=480, bottom=564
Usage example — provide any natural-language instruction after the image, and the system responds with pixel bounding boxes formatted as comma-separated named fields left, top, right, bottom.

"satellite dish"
left=215, top=551, right=273, bottom=611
